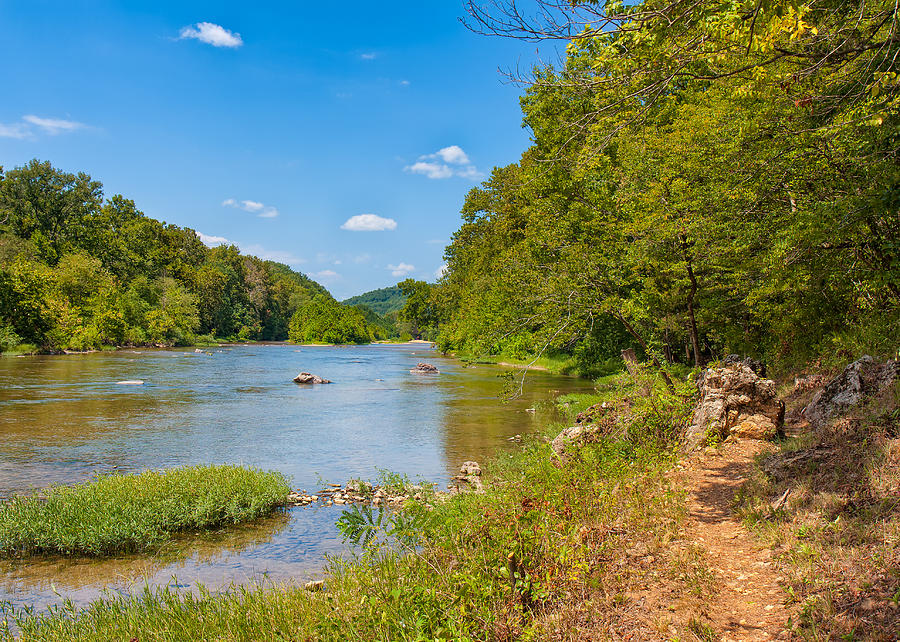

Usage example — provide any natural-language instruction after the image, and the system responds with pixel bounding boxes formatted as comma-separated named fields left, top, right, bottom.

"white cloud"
left=314, top=269, right=340, bottom=279
left=353, top=253, right=372, bottom=264
left=22, top=115, right=85, bottom=135
left=399, top=80, right=410, bottom=86
left=198, top=232, right=230, bottom=247
left=405, top=161, right=453, bottom=180
left=360, top=52, right=377, bottom=60
left=387, top=262, right=415, bottom=277
left=404, top=145, right=483, bottom=180
left=0, top=122, right=29, bottom=139
left=179, top=22, right=243, bottom=48
left=341, top=214, right=398, bottom=232
left=240, top=200, right=264, bottom=212
left=222, top=197, right=278, bottom=218
left=0, top=115, right=87, bottom=139
left=435, top=145, right=469, bottom=165
left=435, top=263, right=449, bottom=279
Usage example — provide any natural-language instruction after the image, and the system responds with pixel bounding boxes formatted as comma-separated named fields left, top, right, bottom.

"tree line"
left=0, top=160, right=372, bottom=351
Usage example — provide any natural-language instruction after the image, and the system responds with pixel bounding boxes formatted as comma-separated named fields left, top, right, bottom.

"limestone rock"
left=293, top=372, right=332, bottom=384
left=410, top=362, right=439, bottom=374
left=686, top=363, right=784, bottom=449
left=450, top=461, right=484, bottom=494
left=802, top=356, right=899, bottom=428
left=458, top=461, right=481, bottom=477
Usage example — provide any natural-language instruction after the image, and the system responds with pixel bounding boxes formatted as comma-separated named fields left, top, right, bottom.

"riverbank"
left=2, top=339, right=437, bottom=357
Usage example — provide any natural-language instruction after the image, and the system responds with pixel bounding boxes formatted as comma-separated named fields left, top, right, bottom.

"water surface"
left=0, top=344, right=589, bottom=610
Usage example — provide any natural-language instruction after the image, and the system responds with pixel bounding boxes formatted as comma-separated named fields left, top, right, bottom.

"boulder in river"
left=410, top=362, right=439, bottom=374
left=293, top=372, right=332, bottom=384
left=802, top=356, right=899, bottom=428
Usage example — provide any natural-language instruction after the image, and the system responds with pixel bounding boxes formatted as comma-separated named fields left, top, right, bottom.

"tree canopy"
left=0, top=160, right=336, bottom=351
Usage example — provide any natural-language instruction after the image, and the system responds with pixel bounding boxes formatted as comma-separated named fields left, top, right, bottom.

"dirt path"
left=675, top=440, right=793, bottom=641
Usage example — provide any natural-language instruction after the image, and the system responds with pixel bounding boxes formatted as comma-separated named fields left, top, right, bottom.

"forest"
left=395, top=0, right=900, bottom=376
left=0, top=160, right=379, bottom=351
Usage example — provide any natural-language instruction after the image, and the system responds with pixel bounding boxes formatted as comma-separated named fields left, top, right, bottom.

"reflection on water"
left=0, top=344, right=591, bottom=610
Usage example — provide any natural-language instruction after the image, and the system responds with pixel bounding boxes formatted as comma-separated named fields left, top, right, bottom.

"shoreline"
left=2, top=339, right=438, bottom=357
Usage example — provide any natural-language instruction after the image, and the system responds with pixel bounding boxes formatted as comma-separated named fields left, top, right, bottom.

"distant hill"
left=342, top=285, right=407, bottom=316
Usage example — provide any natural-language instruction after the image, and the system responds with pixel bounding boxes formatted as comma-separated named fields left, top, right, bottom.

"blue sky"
left=0, top=1, right=549, bottom=299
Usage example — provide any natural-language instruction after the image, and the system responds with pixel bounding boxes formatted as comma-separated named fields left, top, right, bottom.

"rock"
left=304, top=580, right=324, bottom=591
left=450, top=461, right=484, bottom=494
left=292, top=372, right=332, bottom=384
left=802, top=356, right=899, bottom=428
left=685, top=363, right=784, bottom=449
left=458, top=461, right=481, bottom=477
left=410, top=362, right=439, bottom=374
left=194, top=348, right=203, bottom=353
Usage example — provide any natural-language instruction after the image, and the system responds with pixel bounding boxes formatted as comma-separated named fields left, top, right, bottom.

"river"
left=0, top=343, right=590, bottom=611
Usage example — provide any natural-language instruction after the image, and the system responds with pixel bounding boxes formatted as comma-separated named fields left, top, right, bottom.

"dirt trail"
left=676, top=440, right=793, bottom=641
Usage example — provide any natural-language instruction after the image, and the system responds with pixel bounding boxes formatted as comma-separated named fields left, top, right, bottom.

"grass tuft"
left=0, top=465, right=291, bottom=557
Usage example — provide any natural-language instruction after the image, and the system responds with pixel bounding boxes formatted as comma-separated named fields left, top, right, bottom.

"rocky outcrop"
left=292, top=372, right=332, bottom=384
left=802, top=356, right=899, bottom=428
left=685, top=363, right=784, bottom=449
left=410, top=362, right=439, bottom=374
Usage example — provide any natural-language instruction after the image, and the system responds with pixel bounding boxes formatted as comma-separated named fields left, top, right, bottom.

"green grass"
left=0, top=465, right=291, bottom=557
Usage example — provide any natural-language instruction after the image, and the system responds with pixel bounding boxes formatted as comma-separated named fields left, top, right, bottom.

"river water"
left=0, top=343, right=590, bottom=611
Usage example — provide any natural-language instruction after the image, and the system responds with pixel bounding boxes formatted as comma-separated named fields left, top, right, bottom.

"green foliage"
left=0, top=465, right=291, bottom=557
left=0, top=160, right=331, bottom=350
left=433, top=0, right=900, bottom=372
left=397, top=279, right=440, bottom=340
left=342, top=285, right=408, bottom=316
left=288, top=296, right=374, bottom=344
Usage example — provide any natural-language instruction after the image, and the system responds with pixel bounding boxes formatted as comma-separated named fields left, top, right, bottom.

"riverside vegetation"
left=0, top=465, right=290, bottom=557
